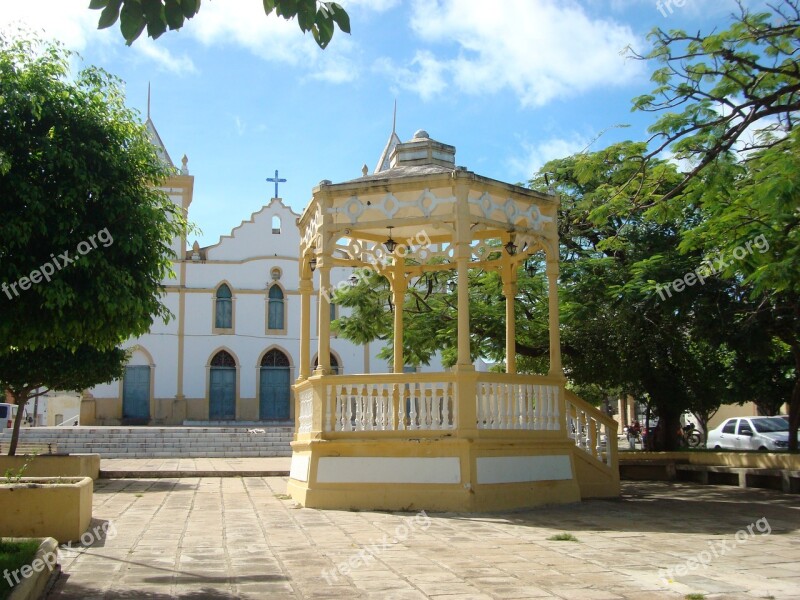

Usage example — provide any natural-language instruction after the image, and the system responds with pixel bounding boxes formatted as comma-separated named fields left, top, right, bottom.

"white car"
left=706, top=416, right=795, bottom=451
left=0, top=403, right=19, bottom=431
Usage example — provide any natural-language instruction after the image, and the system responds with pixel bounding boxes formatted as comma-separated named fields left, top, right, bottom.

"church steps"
left=0, top=426, right=294, bottom=458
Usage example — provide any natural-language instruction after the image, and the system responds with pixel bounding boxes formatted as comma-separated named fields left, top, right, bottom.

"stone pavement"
left=47, top=479, right=799, bottom=599
left=100, top=457, right=291, bottom=478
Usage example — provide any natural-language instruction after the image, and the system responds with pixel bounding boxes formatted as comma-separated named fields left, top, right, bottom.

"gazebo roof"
left=299, top=130, right=559, bottom=270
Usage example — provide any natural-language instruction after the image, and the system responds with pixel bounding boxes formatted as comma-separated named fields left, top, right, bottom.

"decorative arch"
left=206, top=346, right=241, bottom=367
left=127, top=345, right=155, bottom=367
left=313, top=350, right=342, bottom=375
left=272, top=215, right=281, bottom=234
left=211, top=349, right=237, bottom=367
left=255, top=345, right=295, bottom=369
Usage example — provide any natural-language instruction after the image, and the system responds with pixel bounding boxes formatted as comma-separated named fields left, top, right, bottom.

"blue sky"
left=2, top=0, right=759, bottom=247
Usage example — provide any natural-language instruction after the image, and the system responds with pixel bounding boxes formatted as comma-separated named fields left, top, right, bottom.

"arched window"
left=211, top=350, right=236, bottom=367
left=268, top=285, right=284, bottom=330
left=215, top=284, right=232, bottom=329
left=272, top=215, right=281, bottom=234
left=314, top=353, right=341, bottom=375
left=261, top=349, right=290, bottom=367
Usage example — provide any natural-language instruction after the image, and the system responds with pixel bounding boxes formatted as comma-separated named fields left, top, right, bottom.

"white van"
left=0, top=403, right=19, bottom=431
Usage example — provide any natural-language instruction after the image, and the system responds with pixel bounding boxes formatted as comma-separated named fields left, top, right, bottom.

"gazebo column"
left=391, top=259, right=407, bottom=374
left=453, top=176, right=477, bottom=441
left=502, top=264, right=518, bottom=375
left=315, top=260, right=331, bottom=374
left=546, top=258, right=563, bottom=376
left=298, top=276, right=312, bottom=381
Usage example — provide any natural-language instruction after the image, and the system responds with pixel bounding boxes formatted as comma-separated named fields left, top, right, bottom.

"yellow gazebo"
left=289, top=130, right=618, bottom=512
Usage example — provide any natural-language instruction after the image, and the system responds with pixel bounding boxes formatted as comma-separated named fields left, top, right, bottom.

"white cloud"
left=0, top=1, right=99, bottom=51
left=0, top=1, right=195, bottom=74
left=509, top=134, right=590, bottom=178
left=342, top=0, right=401, bottom=11
left=374, top=50, right=447, bottom=100
left=135, top=38, right=197, bottom=74
left=189, top=0, right=359, bottom=83
left=390, top=0, right=642, bottom=107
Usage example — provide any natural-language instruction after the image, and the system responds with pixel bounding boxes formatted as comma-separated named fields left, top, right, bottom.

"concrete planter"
left=0, top=477, right=92, bottom=543
left=0, top=454, right=100, bottom=480
left=5, top=537, right=59, bottom=600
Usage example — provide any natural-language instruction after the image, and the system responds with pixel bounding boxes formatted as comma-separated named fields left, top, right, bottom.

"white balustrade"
left=476, top=382, right=560, bottom=430
left=565, top=397, right=613, bottom=467
left=326, top=380, right=455, bottom=432
left=298, top=388, right=314, bottom=434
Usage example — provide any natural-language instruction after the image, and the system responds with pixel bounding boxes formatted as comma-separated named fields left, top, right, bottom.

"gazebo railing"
left=564, top=390, right=617, bottom=468
left=322, top=374, right=457, bottom=432
left=476, top=378, right=560, bottom=431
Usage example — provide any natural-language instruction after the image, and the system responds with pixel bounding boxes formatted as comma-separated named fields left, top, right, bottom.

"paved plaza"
left=48, top=476, right=799, bottom=599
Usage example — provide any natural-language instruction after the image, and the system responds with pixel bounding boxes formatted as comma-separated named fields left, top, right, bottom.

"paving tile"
left=46, top=475, right=800, bottom=600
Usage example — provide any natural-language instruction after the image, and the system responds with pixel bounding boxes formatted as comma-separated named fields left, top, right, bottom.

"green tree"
left=89, top=0, right=350, bottom=49
left=0, top=35, right=186, bottom=353
left=676, top=130, right=800, bottom=449
left=1, top=346, right=127, bottom=455
left=630, top=0, right=800, bottom=200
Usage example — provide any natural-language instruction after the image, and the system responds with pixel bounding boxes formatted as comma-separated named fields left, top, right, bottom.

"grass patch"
left=273, top=493, right=291, bottom=500
left=0, top=538, right=41, bottom=600
left=685, top=594, right=705, bottom=600
left=547, top=533, right=579, bottom=542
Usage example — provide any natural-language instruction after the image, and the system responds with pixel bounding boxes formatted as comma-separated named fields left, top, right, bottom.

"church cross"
left=266, top=169, right=287, bottom=199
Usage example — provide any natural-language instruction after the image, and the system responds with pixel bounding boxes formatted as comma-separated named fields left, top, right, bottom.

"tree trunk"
left=789, top=345, right=800, bottom=452
left=654, top=404, right=682, bottom=451
left=8, top=391, right=29, bottom=457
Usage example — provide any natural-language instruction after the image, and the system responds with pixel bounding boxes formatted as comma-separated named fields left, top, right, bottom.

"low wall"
left=626, top=452, right=800, bottom=470
left=0, top=454, right=100, bottom=480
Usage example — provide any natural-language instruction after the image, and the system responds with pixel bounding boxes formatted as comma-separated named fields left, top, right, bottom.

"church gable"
left=205, top=198, right=300, bottom=262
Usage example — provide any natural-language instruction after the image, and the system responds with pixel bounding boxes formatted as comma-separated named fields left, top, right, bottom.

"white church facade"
left=82, top=119, right=437, bottom=426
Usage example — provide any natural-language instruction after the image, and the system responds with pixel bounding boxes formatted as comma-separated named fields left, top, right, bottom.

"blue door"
left=260, top=367, right=290, bottom=420
left=209, top=367, right=236, bottom=420
left=122, top=366, right=150, bottom=420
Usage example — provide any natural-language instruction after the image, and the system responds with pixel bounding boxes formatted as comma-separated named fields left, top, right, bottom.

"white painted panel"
left=290, top=454, right=310, bottom=482
left=476, top=455, right=572, bottom=484
left=317, top=457, right=461, bottom=484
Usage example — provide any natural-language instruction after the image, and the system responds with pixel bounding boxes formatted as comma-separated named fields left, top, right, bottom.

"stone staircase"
left=0, top=425, right=294, bottom=458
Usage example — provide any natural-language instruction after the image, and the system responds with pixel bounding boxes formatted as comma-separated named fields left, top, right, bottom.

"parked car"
left=0, top=403, right=19, bottom=431
left=706, top=416, right=796, bottom=451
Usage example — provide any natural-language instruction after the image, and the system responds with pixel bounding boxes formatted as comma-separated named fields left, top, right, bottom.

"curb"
left=99, top=470, right=290, bottom=479
left=7, top=537, right=59, bottom=600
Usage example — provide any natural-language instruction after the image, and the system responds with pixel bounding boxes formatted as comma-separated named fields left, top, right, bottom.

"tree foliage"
left=0, top=346, right=127, bottom=455
left=629, top=0, right=800, bottom=200
left=89, top=0, right=350, bottom=49
left=0, top=35, right=186, bottom=354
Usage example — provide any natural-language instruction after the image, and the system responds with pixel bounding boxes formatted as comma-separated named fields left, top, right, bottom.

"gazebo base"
left=287, top=437, right=586, bottom=512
